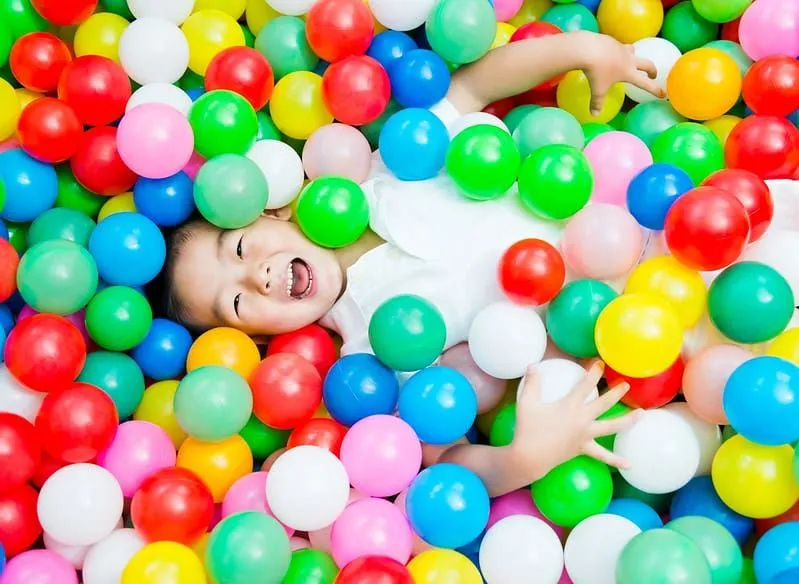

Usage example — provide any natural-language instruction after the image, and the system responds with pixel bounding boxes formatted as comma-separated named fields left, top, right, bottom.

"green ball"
left=85, top=286, right=152, bottom=351
left=704, top=40, right=753, bottom=77
left=296, top=177, right=369, bottom=248
left=613, top=472, right=673, bottom=514
left=708, top=262, right=795, bottom=344
left=518, top=144, right=593, bottom=220
left=513, top=107, right=584, bottom=159
left=609, top=110, right=628, bottom=130
left=99, top=0, right=133, bottom=19
left=78, top=351, right=145, bottom=420
left=256, top=111, right=281, bottom=141
left=368, top=294, right=447, bottom=372
left=56, top=166, right=105, bottom=219
left=489, top=403, right=516, bottom=447
left=175, top=366, right=253, bottom=442
left=189, top=90, right=259, bottom=158
left=582, top=122, right=613, bottom=146
left=179, top=69, right=205, bottom=92
left=692, top=0, right=751, bottom=24
left=662, top=2, right=719, bottom=53
left=666, top=516, right=743, bottom=584
left=239, top=415, right=289, bottom=461
left=17, top=240, right=98, bottom=315
left=241, top=24, right=255, bottom=49
left=739, top=558, right=756, bottom=584
left=504, top=105, right=539, bottom=134
left=426, top=0, right=497, bottom=65
left=616, top=529, right=713, bottom=584
left=652, top=122, right=724, bottom=184
left=282, top=549, right=338, bottom=584
left=0, top=0, right=47, bottom=38
left=0, top=20, right=11, bottom=68
left=624, top=101, right=687, bottom=150
left=595, top=402, right=632, bottom=454
left=446, top=125, right=521, bottom=200
left=207, top=512, right=291, bottom=584
left=542, top=4, right=599, bottom=32
left=255, top=16, right=318, bottom=80
left=360, top=100, right=402, bottom=149
left=546, top=279, right=618, bottom=358
left=28, top=208, right=96, bottom=248
left=194, top=154, right=269, bottom=229
left=532, top=456, right=613, bottom=528
left=6, top=221, right=28, bottom=254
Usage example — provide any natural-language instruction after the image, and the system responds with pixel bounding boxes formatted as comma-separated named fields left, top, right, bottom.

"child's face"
left=169, top=215, right=344, bottom=335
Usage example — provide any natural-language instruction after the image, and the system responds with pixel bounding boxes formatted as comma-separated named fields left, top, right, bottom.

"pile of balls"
left=0, top=0, right=798, bottom=582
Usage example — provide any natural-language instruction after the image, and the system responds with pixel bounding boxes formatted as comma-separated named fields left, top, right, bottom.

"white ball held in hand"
left=516, top=359, right=598, bottom=404
left=626, top=37, right=681, bottom=103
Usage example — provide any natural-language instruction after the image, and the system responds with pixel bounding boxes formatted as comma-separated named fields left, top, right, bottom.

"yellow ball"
left=186, top=326, right=261, bottom=379
left=625, top=256, right=707, bottom=328
left=135, top=380, right=188, bottom=449
left=509, top=0, right=553, bottom=27
left=768, top=328, right=799, bottom=365
left=597, top=0, right=664, bottom=44
left=245, top=0, right=280, bottom=36
left=182, top=9, right=245, bottom=76
left=194, top=0, right=247, bottom=19
left=557, top=70, right=625, bottom=124
left=595, top=293, right=684, bottom=378
left=97, top=192, right=136, bottom=222
left=74, top=12, right=129, bottom=63
left=408, top=550, right=484, bottom=584
left=269, top=71, right=333, bottom=140
left=122, top=542, right=207, bottom=584
left=491, top=22, right=516, bottom=49
left=711, top=435, right=799, bottom=519
left=703, top=115, right=742, bottom=147
left=0, top=79, right=21, bottom=142
left=177, top=435, right=253, bottom=502
left=15, top=88, right=41, bottom=113
left=667, top=48, right=742, bottom=121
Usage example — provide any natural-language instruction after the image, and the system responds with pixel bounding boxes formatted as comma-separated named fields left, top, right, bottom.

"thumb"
left=590, top=88, right=607, bottom=118
left=517, top=366, right=541, bottom=408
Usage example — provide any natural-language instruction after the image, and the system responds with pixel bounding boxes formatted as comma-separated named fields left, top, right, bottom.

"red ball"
left=131, top=467, right=214, bottom=545
left=0, top=239, right=19, bottom=303
left=17, top=98, right=84, bottom=164
left=205, top=47, right=274, bottom=110
left=605, top=357, right=684, bottom=410
left=482, top=96, right=518, bottom=119
left=721, top=17, right=741, bottom=44
left=322, top=55, right=390, bottom=126
left=664, top=187, right=751, bottom=271
left=0, top=484, right=41, bottom=557
left=0, top=414, right=41, bottom=491
left=510, top=21, right=564, bottom=91
left=70, top=126, right=138, bottom=196
left=702, top=169, right=774, bottom=242
left=4, top=314, right=86, bottom=393
left=31, top=0, right=97, bottom=26
left=30, top=451, right=68, bottom=489
left=499, top=238, right=565, bottom=305
left=288, top=417, right=347, bottom=456
left=306, top=0, right=374, bottom=62
left=517, top=85, right=558, bottom=107
left=336, top=556, right=413, bottom=584
left=35, top=382, right=119, bottom=463
left=742, top=56, right=799, bottom=118
left=266, top=324, right=338, bottom=377
left=58, top=55, right=132, bottom=127
left=725, top=115, right=799, bottom=180
left=9, top=32, right=72, bottom=93
left=250, top=354, right=323, bottom=430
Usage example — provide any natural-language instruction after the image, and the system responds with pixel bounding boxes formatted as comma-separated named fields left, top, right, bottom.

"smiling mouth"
left=287, top=258, right=313, bottom=299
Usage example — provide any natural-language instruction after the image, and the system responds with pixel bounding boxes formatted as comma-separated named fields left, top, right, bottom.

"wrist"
left=509, top=441, right=548, bottom=484
left=564, top=31, right=597, bottom=71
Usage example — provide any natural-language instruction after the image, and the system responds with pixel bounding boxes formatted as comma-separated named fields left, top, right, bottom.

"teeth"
left=287, top=264, right=293, bottom=297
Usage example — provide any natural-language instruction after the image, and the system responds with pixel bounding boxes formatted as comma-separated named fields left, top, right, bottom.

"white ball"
left=43, top=532, right=92, bottom=570
left=119, top=18, right=189, bottom=85
left=246, top=140, right=305, bottom=209
left=127, top=0, right=195, bottom=23
left=126, top=83, right=193, bottom=117
left=663, top=403, right=721, bottom=476
left=742, top=229, right=799, bottom=299
left=0, top=365, right=44, bottom=422
left=266, top=446, right=350, bottom=531
left=625, top=37, right=681, bottom=104
left=614, top=409, right=700, bottom=494
left=266, top=0, right=317, bottom=16
left=468, top=302, right=547, bottom=380
left=82, top=529, right=146, bottom=584
left=38, top=464, right=124, bottom=547
left=479, top=515, right=564, bottom=584
left=449, top=114, right=510, bottom=139
left=564, top=514, right=641, bottom=584
left=369, top=0, right=438, bottom=31
left=517, top=359, right=597, bottom=404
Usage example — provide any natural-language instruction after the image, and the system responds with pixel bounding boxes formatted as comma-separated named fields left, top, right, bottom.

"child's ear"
left=262, top=207, right=292, bottom=221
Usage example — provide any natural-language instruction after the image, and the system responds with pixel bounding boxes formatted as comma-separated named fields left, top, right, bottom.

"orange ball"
left=186, top=326, right=261, bottom=379
left=667, top=48, right=742, bottom=121
left=177, top=435, right=253, bottom=503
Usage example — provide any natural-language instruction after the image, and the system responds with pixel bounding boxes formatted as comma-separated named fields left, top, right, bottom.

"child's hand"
left=510, top=360, right=640, bottom=479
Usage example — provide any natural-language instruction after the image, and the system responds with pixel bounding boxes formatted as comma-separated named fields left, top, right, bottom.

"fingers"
left=583, top=440, right=631, bottom=469
left=570, top=360, right=605, bottom=404
left=587, top=381, right=631, bottom=417
left=517, top=366, right=541, bottom=408
left=590, top=410, right=641, bottom=438
left=628, top=67, right=665, bottom=98
left=636, top=57, right=658, bottom=79
left=589, top=86, right=608, bottom=117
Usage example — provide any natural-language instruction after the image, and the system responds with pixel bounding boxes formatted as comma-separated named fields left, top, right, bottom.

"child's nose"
left=244, top=263, right=270, bottom=295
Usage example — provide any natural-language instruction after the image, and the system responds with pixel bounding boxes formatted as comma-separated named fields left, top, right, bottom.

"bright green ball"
left=582, top=122, right=613, bottom=146
left=546, top=279, right=618, bottom=358
left=282, top=549, right=338, bottom=584
left=189, top=89, right=259, bottom=159
left=616, top=529, right=713, bottom=584
left=239, top=415, right=289, bottom=461
left=662, top=2, right=718, bottom=53
left=56, top=166, right=105, bottom=219
left=6, top=222, right=28, bottom=254
left=489, top=403, right=516, bottom=447
left=446, top=125, right=520, bottom=201
left=296, top=177, right=369, bottom=248
left=99, top=0, right=133, bottom=19
left=1, top=0, right=47, bottom=38
left=518, top=144, right=593, bottom=220
left=666, top=516, right=743, bottom=584
left=78, top=351, right=145, bottom=420
left=85, top=286, right=152, bottom=351
left=28, top=207, right=96, bottom=248
left=194, top=154, right=269, bottom=229
left=692, top=0, right=751, bottom=24
left=426, top=0, right=497, bottom=65
left=0, top=20, right=11, bottom=69
left=652, top=122, right=724, bottom=184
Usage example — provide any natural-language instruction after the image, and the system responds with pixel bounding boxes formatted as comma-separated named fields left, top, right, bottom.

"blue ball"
left=88, top=212, right=166, bottom=287
left=0, top=149, right=58, bottom=223
left=323, top=354, right=399, bottom=426
left=724, top=356, right=799, bottom=446
left=368, top=31, right=418, bottom=71
left=406, top=463, right=490, bottom=549
left=755, top=522, right=799, bottom=584
left=379, top=108, right=450, bottom=181
left=0, top=304, right=14, bottom=336
left=131, top=318, right=193, bottom=380
left=133, top=172, right=195, bottom=227
left=389, top=49, right=450, bottom=108
left=0, top=220, right=8, bottom=240
left=186, top=87, right=205, bottom=102
left=399, top=366, right=478, bottom=445
left=627, top=163, right=694, bottom=230
left=576, top=0, right=601, bottom=13
left=770, top=568, right=799, bottom=584
left=670, top=476, right=754, bottom=546
left=605, top=498, right=663, bottom=531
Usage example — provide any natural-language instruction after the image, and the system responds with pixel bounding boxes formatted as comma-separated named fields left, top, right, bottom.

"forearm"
left=438, top=443, right=541, bottom=498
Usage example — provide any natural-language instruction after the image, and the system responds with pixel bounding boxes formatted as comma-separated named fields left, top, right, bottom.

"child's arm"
left=447, top=30, right=664, bottom=117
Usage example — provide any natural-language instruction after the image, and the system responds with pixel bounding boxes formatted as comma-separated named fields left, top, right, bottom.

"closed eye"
left=233, top=293, right=241, bottom=317
left=236, top=235, right=243, bottom=259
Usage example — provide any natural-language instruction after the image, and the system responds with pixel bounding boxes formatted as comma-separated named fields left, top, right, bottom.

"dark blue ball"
left=389, top=49, right=451, bottom=108
left=627, top=163, right=694, bottom=230
left=367, top=31, right=418, bottom=71
left=133, top=172, right=195, bottom=228
left=131, top=318, right=193, bottom=381
left=670, top=476, right=754, bottom=546
left=323, top=353, right=399, bottom=426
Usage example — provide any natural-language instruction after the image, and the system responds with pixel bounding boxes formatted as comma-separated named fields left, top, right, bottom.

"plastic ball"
left=737, top=0, right=799, bottom=61
left=250, top=353, right=322, bottom=430
left=605, top=357, right=684, bottom=411
left=77, top=351, right=144, bottom=421
left=597, top=0, right=663, bottom=43
left=769, top=329, right=799, bottom=365
left=1, top=549, right=78, bottom=584
left=135, top=380, right=187, bottom=449
left=9, top=32, right=71, bottom=93
left=557, top=70, right=624, bottom=124
left=121, top=541, right=205, bottom=584
left=703, top=169, right=773, bottom=242
left=118, top=17, right=189, bottom=85
left=288, top=418, right=345, bottom=457
left=266, top=324, right=337, bottom=377
left=335, top=556, right=411, bottom=584
left=667, top=48, right=742, bottom=121
left=662, top=1, right=719, bottom=53
left=82, top=529, right=146, bottom=584
left=132, top=172, right=194, bottom=227
left=754, top=522, right=799, bottom=584
left=518, top=144, right=593, bottom=220
left=247, top=139, right=304, bottom=208
left=627, top=163, right=694, bottom=230
left=725, top=115, right=799, bottom=180
left=585, top=131, right=652, bottom=206
left=606, top=499, right=663, bottom=531
left=193, top=153, right=268, bottom=229
left=253, top=15, right=317, bottom=80
left=0, top=484, right=41, bottom=558
left=0, top=413, right=40, bottom=491
left=407, top=549, right=482, bottom=584
left=0, top=79, right=20, bottom=142
left=652, top=122, right=725, bottom=184
left=480, top=515, right=565, bottom=584
left=70, top=126, right=138, bottom=196
left=322, top=354, right=399, bottom=426
left=624, top=37, right=681, bottom=104
left=389, top=49, right=449, bottom=109
left=616, top=529, right=713, bottom=584
left=85, top=286, right=153, bottom=351
left=27, top=207, right=96, bottom=249
left=445, top=124, right=520, bottom=201
left=117, top=103, right=194, bottom=179
left=16, top=98, right=82, bottom=164
left=296, top=177, right=369, bottom=248
left=532, top=456, right=612, bottom=528
left=742, top=56, right=799, bottom=118
left=127, top=83, right=192, bottom=117
left=58, top=56, right=131, bottom=127
left=189, top=89, right=258, bottom=159
left=426, top=0, right=496, bottom=65
left=186, top=326, right=261, bottom=379
left=73, top=13, right=129, bottom=64
left=683, top=345, right=751, bottom=426
left=331, top=497, right=412, bottom=568
left=204, top=46, right=274, bottom=110
left=126, top=0, right=193, bottom=22
left=302, top=124, right=372, bottom=184
left=545, top=279, right=616, bottom=359
left=367, top=30, right=417, bottom=72
left=369, top=0, right=437, bottom=31
left=181, top=9, right=245, bottom=75
left=0, top=148, right=58, bottom=223
left=671, top=476, right=753, bottom=546
left=177, top=435, right=252, bottom=503
left=379, top=108, right=449, bottom=181
left=305, top=0, right=373, bottom=63
left=499, top=238, right=565, bottom=306
left=542, top=4, right=598, bottom=33
left=625, top=101, right=687, bottom=149
left=269, top=71, right=333, bottom=140
left=512, top=107, right=581, bottom=159
left=564, top=514, right=642, bottom=584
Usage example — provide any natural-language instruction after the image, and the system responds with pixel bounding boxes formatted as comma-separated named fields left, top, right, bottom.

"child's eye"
left=233, top=293, right=241, bottom=317
left=236, top=236, right=243, bottom=259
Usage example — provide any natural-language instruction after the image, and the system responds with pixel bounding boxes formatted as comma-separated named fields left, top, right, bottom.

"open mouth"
left=287, top=258, right=313, bottom=300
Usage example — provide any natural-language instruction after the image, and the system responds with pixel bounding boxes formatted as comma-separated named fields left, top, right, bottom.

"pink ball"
left=221, top=472, right=294, bottom=536
left=493, top=0, right=523, bottom=21
left=440, top=343, right=507, bottom=415
left=739, top=0, right=799, bottom=60
left=18, top=306, right=90, bottom=344
left=96, top=420, right=176, bottom=498
left=394, top=489, right=435, bottom=556
left=308, top=489, right=366, bottom=553
left=561, top=204, right=645, bottom=280
left=682, top=344, right=752, bottom=425
left=340, top=415, right=422, bottom=498
left=330, top=497, right=412, bottom=568
left=487, top=489, right=564, bottom=538
left=584, top=132, right=652, bottom=206
left=2, top=550, right=79, bottom=584
left=117, top=103, right=194, bottom=179
left=182, top=151, right=205, bottom=181
left=302, top=123, right=373, bottom=183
